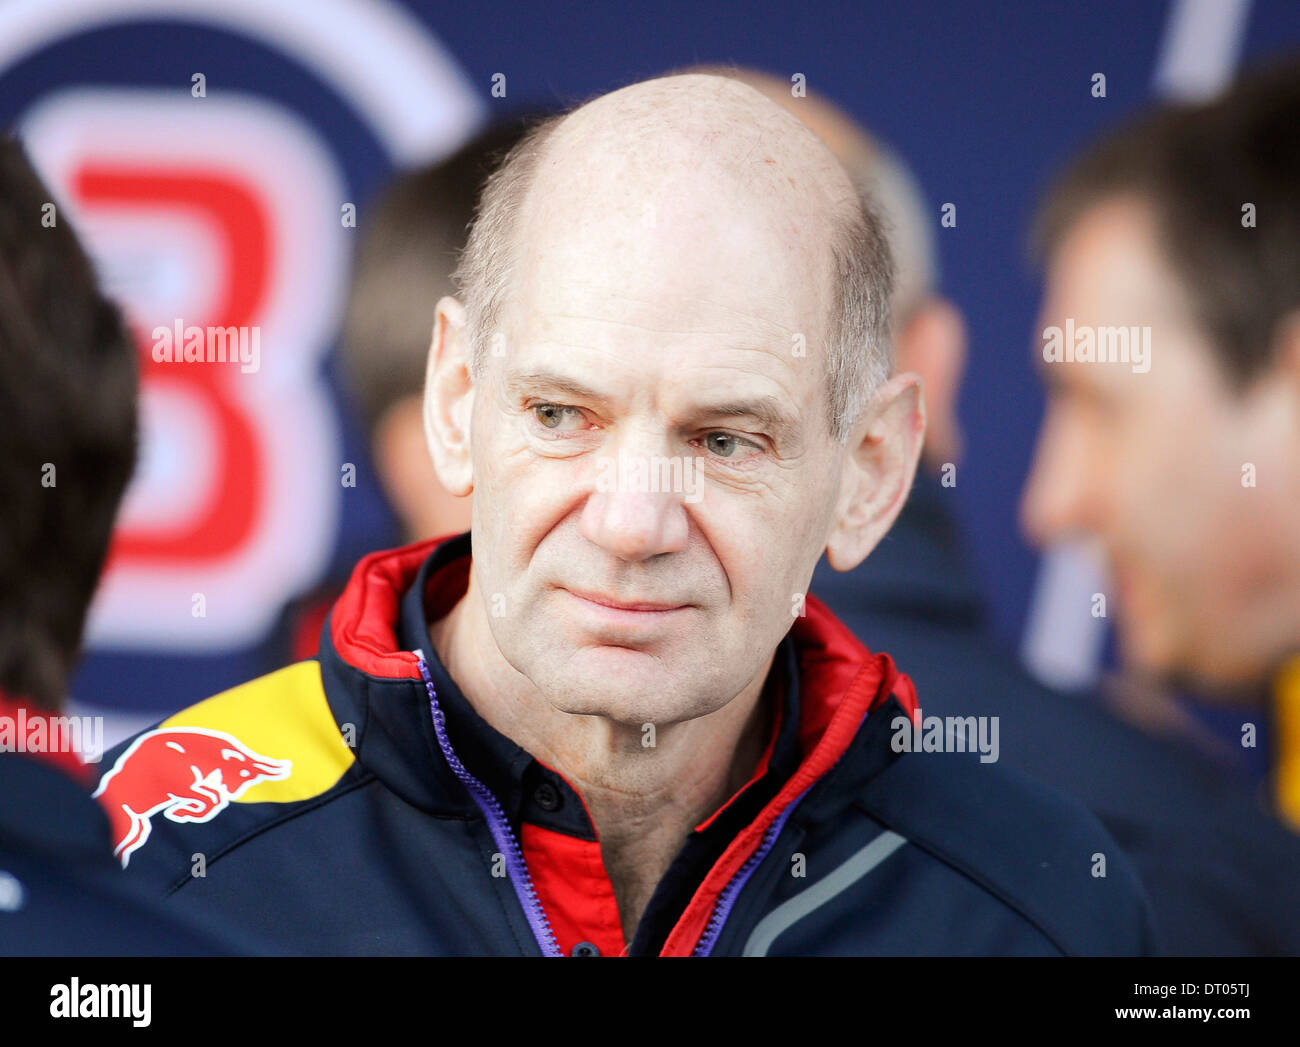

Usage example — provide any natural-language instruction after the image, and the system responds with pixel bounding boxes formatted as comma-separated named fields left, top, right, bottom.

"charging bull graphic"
left=94, top=727, right=292, bottom=867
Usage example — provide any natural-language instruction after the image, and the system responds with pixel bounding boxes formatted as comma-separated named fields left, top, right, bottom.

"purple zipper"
left=690, top=701, right=877, bottom=955
left=415, top=652, right=563, bottom=957
left=691, top=782, right=813, bottom=956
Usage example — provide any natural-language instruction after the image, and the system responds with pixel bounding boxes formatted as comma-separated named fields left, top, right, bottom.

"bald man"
left=97, top=75, right=1152, bottom=956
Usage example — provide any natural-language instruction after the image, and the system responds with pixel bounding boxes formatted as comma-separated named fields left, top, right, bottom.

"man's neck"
left=427, top=565, right=777, bottom=944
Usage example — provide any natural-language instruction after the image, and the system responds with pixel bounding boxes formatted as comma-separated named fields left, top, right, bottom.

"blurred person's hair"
left=683, top=63, right=936, bottom=327
left=860, top=139, right=935, bottom=326
left=340, top=117, right=538, bottom=435
left=0, top=137, right=138, bottom=710
left=452, top=82, right=895, bottom=447
left=1033, top=53, right=1300, bottom=388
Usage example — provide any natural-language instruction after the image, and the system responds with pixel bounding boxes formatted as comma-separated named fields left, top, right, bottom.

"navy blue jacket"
left=96, top=534, right=1156, bottom=956
left=812, top=470, right=1300, bottom=955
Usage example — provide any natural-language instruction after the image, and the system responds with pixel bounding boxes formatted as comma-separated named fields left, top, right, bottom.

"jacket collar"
left=320, top=534, right=918, bottom=822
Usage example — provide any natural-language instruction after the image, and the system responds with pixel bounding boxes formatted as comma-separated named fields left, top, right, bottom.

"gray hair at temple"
left=450, top=78, right=896, bottom=447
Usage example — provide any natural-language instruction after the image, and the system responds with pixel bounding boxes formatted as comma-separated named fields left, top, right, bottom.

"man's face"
left=1021, top=196, right=1296, bottom=686
left=461, top=137, right=850, bottom=727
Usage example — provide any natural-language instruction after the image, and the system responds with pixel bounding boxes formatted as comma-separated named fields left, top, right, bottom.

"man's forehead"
left=521, top=75, right=853, bottom=262
left=505, top=259, right=828, bottom=423
left=514, top=123, right=844, bottom=352
left=517, top=258, right=809, bottom=341
left=1046, top=197, right=1190, bottom=319
left=1036, top=197, right=1217, bottom=397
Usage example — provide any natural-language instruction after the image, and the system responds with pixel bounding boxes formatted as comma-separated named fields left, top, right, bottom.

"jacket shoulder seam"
left=846, top=798, right=1071, bottom=954
left=162, top=771, right=378, bottom=896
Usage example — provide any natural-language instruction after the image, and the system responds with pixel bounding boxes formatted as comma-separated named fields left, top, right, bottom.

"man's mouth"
left=561, top=587, right=689, bottom=613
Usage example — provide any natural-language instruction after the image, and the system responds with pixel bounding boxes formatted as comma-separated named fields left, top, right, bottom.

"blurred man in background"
left=339, top=118, right=540, bottom=545
left=1023, top=59, right=1300, bottom=824
left=279, top=118, right=534, bottom=662
left=0, top=138, right=241, bottom=955
left=712, top=66, right=1300, bottom=953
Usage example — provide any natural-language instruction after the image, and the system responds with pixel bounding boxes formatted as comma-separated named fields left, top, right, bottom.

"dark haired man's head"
left=1021, top=56, right=1300, bottom=690
left=1032, top=59, right=1300, bottom=388
left=0, top=138, right=138, bottom=709
left=340, top=118, right=536, bottom=540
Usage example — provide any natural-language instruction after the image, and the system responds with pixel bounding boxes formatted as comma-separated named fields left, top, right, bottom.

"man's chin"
left=1119, top=615, right=1177, bottom=673
left=543, top=690, right=690, bottom=728
left=539, top=654, right=721, bottom=726
left=1120, top=619, right=1250, bottom=697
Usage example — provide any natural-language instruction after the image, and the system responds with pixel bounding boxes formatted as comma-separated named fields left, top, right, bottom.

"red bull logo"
left=93, top=727, right=291, bottom=867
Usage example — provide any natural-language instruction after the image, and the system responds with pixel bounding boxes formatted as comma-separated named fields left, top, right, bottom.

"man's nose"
left=579, top=444, right=691, bottom=562
left=1019, top=407, right=1098, bottom=547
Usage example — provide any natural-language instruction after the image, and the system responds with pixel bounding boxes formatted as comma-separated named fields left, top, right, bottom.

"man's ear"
left=824, top=371, right=926, bottom=572
left=423, top=296, right=475, bottom=497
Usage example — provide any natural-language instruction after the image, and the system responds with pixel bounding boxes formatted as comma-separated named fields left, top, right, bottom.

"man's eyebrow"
left=697, top=397, right=800, bottom=444
left=504, top=369, right=801, bottom=443
left=505, top=370, right=605, bottom=402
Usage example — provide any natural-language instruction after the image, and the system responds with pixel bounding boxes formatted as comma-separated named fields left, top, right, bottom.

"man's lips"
left=561, top=587, right=689, bottom=613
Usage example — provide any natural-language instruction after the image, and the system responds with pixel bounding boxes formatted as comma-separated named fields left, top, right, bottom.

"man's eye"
left=703, top=432, right=757, bottom=459
left=532, top=403, right=583, bottom=430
